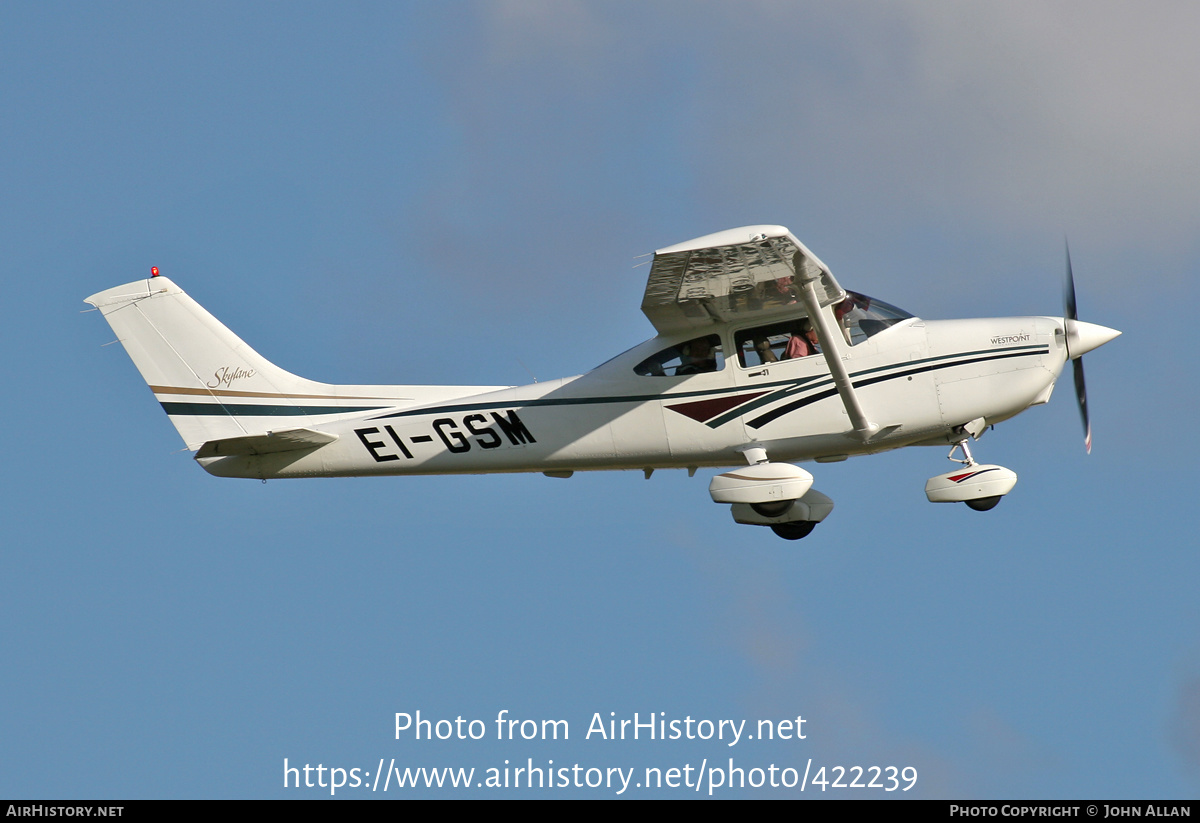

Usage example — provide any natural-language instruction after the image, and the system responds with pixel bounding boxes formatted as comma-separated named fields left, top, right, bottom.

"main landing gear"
left=708, top=445, right=834, bottom=540
left=767, top=520, right=818, bottom=540
left=924, top=428, right=1017, bottom=511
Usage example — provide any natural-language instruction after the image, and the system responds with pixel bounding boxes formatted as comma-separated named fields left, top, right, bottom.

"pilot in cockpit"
left=835, top=292, right=871, bottom=344
left=677, top=336, right=718, bottom=374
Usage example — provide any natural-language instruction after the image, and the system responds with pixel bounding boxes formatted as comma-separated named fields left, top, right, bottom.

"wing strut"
left=792, top=250, right=880, bottom=442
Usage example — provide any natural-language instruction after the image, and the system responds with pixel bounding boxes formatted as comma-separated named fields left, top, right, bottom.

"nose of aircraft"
left=1065, top=319, right=1121, bottom=360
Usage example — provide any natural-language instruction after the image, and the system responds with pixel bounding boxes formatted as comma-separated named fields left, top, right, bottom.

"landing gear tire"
left=770, top=521, right=817, bottom=540
left=751, top=501, right=794, bottom=518
left=965, top=496, right=1001, bottom=512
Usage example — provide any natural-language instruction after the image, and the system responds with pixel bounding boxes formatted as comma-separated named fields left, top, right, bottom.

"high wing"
left=640, top=225, right=846, bottom=334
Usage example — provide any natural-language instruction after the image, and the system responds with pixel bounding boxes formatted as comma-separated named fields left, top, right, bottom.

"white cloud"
left=458, top=2, right=1200, bottom=254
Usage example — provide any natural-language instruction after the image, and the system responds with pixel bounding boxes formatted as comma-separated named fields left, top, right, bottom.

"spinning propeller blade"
left=1062, top=242, right=1119, bottom=454
left=1065, top=242, right=1090, bottom=453
left=1073, top=356, right=1091, bottom=454
left=1064, top=241, right=1078, bottom=323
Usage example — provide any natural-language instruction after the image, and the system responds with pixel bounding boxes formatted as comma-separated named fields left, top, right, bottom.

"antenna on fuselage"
left=516, top=357, right=537, bottom=384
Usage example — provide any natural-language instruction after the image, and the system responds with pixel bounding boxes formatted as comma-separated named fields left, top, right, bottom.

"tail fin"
left=85, top=276, right=401, bottom=450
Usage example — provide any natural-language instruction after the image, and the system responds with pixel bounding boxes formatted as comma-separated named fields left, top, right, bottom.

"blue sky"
left=2, top=1, right=1197, bottom=798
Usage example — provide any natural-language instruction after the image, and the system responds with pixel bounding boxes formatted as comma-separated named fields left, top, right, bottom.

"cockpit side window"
left=634, top=334, right=725, bottom=376
left=735, top=319, right=821, bottom=367
left=835, top=292, right=914, bottom=345
left=734, top=292, right=916, bottom=364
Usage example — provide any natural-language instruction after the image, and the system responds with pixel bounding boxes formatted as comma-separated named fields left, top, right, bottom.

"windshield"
left=836, top=292, right=914, bottom=345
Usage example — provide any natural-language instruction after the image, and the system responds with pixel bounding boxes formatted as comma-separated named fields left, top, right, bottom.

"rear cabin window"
left=634, top=334, right=725, bottom=376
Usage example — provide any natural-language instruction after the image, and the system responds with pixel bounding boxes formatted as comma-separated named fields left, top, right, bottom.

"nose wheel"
left=925, top=435, right=1017, bottom=510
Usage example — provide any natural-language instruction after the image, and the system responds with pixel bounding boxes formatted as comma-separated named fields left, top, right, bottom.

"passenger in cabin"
left=784, top=319, right=820, bottom=359
left=754, top=336, right=778, bottom=363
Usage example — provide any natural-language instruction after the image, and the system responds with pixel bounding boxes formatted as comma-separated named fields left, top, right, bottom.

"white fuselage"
left=198, top=315, right=1067, bottom=480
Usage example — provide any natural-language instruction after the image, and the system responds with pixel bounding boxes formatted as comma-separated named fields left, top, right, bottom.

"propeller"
left=1062, top=242, right=1120, bottom=454
left=1064, top=243, right=1090, bottom=452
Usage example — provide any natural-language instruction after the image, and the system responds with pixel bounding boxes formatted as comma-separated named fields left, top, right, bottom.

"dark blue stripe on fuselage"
left=159, top=345, right=1050, bottom=425
left=161, top=402, right=387, bottom=416
left=746, top=347, right=1049, bottom=428
left=714, top=344, right=1049, bottom=428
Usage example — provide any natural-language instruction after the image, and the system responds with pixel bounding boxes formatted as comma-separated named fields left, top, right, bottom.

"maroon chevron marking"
left=664, top=391, right=770, bottom=423
left=948, top=468, right=999, bottom=483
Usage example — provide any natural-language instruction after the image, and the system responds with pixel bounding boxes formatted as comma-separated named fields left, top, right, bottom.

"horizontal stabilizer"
left=194, top=427, right=338, bottom=459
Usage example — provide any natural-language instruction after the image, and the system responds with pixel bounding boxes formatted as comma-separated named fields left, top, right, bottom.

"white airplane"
left=85, top=225, right=1119, bottom=540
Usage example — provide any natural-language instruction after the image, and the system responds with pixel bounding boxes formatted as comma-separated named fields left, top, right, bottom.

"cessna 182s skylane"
left=86, top=226, right=1119, bottom=539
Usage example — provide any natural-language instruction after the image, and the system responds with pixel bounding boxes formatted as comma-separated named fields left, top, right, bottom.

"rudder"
left=85, top=276, right=396, bottom=450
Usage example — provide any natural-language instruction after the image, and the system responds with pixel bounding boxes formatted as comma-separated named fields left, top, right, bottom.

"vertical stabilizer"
left=85, top=277, right=400, bottom=450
